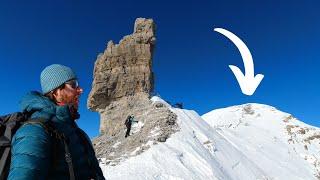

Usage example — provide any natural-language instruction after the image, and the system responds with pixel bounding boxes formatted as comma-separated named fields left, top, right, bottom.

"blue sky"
left=0, top=0, right=319, bottom=138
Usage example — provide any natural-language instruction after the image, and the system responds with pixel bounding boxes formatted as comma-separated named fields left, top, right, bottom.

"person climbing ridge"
left=124, top=115, right=138, bottom=138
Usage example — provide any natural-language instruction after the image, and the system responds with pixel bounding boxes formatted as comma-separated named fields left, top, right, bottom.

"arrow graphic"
left=214, top=28, right=264, bottom=96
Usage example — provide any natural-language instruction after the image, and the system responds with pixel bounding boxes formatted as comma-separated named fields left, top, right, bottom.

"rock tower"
left=88, top=18, right=178, bottom=163
left=88, top=18, right=156, bottom=135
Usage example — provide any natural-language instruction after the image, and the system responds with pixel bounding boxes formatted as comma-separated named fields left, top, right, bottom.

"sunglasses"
left=65, top=79, right=79, bottom=89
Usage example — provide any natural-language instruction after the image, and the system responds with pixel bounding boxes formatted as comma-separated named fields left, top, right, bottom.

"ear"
left=53, top=88, right=63, bottom=102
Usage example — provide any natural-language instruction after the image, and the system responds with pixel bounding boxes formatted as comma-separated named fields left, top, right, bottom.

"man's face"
left=54, top=80, right=83, bottom=110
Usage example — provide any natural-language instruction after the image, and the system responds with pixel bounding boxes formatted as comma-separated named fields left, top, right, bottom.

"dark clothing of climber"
left=125, top=115, right=137, bottom=138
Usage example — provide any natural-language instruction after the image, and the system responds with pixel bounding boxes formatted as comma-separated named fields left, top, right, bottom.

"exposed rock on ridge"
left=93, top=99, right=179, bottom=165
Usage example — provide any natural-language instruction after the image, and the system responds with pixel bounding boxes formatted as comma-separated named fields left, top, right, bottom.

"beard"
left=59, top=93, right=79, bottom=110
left=58, top=94, right=80, bottom=120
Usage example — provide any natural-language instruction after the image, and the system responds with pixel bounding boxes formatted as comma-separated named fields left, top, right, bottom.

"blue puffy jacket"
left=8, top=91, right=105, bottom=180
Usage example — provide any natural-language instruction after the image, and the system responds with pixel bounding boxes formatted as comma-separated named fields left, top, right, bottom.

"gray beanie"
left=40, top=64, right=77, bottom=94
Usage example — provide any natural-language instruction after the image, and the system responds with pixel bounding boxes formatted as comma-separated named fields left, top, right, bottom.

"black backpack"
left=0, top=111, right=75, bottom=180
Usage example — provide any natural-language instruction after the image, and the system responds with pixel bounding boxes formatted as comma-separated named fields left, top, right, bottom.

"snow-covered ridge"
left=99, top=98, right=320, bottom=180
left=202, top=103, right=320, bottom=179
left=202, top=103, right=318, bottom=129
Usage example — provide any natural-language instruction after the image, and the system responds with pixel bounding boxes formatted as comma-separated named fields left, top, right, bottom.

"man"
left=8, top=64, right=105, bottom=180
left=124, top=115, right=138, bottom=138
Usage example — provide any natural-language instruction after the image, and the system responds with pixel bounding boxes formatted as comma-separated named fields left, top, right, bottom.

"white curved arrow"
left=214, top=28, right=264, bottom=96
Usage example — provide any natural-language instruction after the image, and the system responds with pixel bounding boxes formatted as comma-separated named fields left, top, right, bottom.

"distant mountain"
left=98, top=97, right=320, bottom=180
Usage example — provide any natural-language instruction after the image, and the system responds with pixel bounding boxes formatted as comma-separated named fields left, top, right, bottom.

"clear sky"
left=0, top=0, right=319, bottom=138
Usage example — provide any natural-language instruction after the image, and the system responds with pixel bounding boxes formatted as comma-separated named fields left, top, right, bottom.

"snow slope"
left=99, top=98, right=320, bottom=180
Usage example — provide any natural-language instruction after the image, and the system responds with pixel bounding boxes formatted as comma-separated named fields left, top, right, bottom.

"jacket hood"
left=19, top=91, right=73, bottom=123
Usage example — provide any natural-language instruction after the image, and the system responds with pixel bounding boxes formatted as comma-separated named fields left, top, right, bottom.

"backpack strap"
left=59, top=133, right=75, bottom=180
left=0, top=147, right=10, bottom=180
left=0, top=132, right=11, bottom=180
left=23, top=119, right=75, bottom=180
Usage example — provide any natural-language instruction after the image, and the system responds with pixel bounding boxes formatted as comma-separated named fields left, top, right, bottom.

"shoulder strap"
left=60, top=134, right=75, bottom=180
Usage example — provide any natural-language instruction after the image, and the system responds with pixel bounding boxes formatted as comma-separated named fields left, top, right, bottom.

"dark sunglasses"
left=65, top=79, right=79, bottom=89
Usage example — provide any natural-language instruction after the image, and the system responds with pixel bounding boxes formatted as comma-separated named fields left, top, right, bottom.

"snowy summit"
left=99, top=97, right=320, bottom=180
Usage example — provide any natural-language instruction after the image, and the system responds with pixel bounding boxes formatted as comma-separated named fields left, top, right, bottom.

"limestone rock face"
left=88, top=18, right=156, bottom=112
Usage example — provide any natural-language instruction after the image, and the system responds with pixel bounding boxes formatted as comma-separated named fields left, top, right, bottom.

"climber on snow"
left=124, top=115, right=138, bottom=138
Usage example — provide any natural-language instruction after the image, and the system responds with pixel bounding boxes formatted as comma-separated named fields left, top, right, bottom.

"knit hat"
left=40, top=64, right=77, bottom=94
